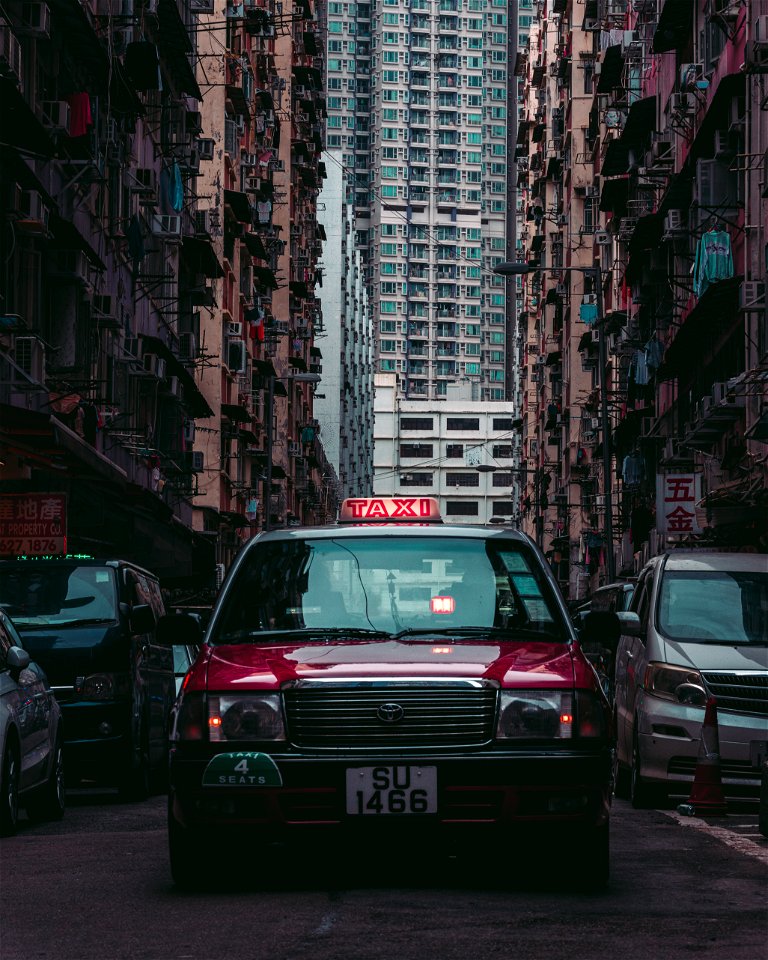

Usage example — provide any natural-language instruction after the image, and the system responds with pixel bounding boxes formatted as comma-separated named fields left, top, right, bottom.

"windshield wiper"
left=392, top=626, right=558, bottom=641
left=216, top=627, right=393, bottom=643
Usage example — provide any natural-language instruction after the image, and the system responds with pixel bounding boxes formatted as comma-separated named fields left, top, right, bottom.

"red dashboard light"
left=431, top=646, right=453, bottom=655
left=430, top=596, right=455, bottom=614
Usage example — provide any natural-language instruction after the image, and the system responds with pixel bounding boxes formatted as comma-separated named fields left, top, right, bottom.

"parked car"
left=160, top=496, right=620, bottom=890
left=0, top=558, right=176, bottom=800
left=614, top=552, right=768, bottom=807
left=591, top=580, right=636, bottom=614
left=0, top=607, right=64, bottom=835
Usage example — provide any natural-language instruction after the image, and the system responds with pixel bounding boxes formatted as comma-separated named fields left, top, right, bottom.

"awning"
left=253, top=265, right=279, bottom=289
left=242, top=232, right=269, bottom=260
left=316, top=224, right=326, bottom=241
left=578, top=331, right=596, bottom=352
left=157, top=0, right=202, bottom=99
left=224, top=189, right=252, bottom=224
left=47, top=0, right=109, bottom=84
left=620, top=96, right=656, bottom=146
left=659, top=276, right=742, bottom=380
left=600, top=137, right=630, bottom=178
left=596, top=45, right=624, bottom=95
left=600, top=176, right=630, bottom=214
left=653, top=0, right=693, bottom=54
left=138, top=334, right=214, bottom=418
left=290, top=280, right=309, bottom=298
left=270, top=463, right=287, bottom=479
left=0, top=82, right=56, bottom=156
left=49, top=214, right=108, bottom=271
left=252, top=358, right=277, bottom=376
left=310, top=346, right=322, bottom=358
left=303, top=31, right=318, bottom=55
left=181, top=235, right=223, bottom=278
left=628, top=213, right=663, bottom=256
left=289, top=356, right=308, bottom=371
left=545, top=351, right=562, bottom=366
left=272, top=380, right=288, bottom=398
left=221, top=402, right=252, bottom=423
left=219, top=510, right=250, bottom=528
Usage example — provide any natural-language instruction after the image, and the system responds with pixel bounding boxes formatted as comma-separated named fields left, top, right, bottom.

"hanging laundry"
left=65, top=93, right=92, bottom=138
left=632, top=349, right=650, bottom=386
left=579, top=295, right=598, bottom=324
left=622, top=451, right=645, bottom=486
left=645, top=335, right=664, bottom=372
left=693, top=229, right=734, bottom=298
left=256, top=199, right=272, bottom=224
left=169, top=161, right=183, bottom=213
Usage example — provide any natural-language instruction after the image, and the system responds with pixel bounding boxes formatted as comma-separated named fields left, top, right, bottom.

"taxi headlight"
left=496, top=690, right=606, bottom=740
left=208, top=694, right=286, bottom=742
left=644, top=663, right=707, bottom=705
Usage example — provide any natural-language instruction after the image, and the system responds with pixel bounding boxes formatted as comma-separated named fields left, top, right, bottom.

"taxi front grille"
left=701, top=671, right=768, bottom=717
left=283, top=680, right=497, bottom=751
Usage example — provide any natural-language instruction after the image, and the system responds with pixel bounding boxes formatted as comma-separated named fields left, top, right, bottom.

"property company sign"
left=0, top=493, right=68, bottom=556
left=656, top=474, right=702, bottom=535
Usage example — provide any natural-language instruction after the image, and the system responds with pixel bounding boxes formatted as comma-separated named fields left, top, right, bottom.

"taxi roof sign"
left=339, top=497, right=442, bottom=523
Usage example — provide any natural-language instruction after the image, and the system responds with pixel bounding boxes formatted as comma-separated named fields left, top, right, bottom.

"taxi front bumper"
left=169, top=747, right=612, bottom=836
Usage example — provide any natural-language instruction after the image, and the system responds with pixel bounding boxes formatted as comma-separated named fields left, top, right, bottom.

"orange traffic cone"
left=677, top=696, right=728, bottom=817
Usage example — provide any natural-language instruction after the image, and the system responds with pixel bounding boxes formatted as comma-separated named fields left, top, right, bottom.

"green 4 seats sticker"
left=202, top=752, right=283, bottom=787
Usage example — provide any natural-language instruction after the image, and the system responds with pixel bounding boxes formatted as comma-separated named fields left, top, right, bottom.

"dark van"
left=0, top=558, right=175, bottom=799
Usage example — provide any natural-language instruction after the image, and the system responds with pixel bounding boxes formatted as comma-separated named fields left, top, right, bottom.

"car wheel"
left=25, top=735, right=65, bottom=823
left=630, top=729, right=665, bottom=809
left=0, top=740, right=20, bottom=837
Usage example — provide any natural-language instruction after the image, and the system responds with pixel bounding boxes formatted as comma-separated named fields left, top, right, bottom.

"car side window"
left=0, top=619, right=11, bottom=667
left=633, top=571, right=653, bottom=636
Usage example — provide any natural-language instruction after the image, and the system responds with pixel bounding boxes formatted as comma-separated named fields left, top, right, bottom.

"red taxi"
left=161, top=498, right=619, bottom=888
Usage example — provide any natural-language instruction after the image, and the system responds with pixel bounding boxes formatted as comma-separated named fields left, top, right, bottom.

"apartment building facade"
left=515, top=0, right=767, bottom=600
left=0, top=0, right=335, bottom=595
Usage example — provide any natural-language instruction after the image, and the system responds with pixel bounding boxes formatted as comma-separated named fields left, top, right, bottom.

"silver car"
left=614, top=552, right=768, bottom=807
left=0, top=608, right=64, bottom=834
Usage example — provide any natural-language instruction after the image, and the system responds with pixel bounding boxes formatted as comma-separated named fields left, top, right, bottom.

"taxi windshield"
left=212, top=536, right=566, bottom=643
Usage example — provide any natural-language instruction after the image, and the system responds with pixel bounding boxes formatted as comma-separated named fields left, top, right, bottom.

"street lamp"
left=263, top=372, right=322, bottom=532
left=492, top=261, right=616, bottom=582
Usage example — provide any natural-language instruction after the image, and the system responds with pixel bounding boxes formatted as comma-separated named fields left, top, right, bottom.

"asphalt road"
left=2, top=792, right=766, bottom=960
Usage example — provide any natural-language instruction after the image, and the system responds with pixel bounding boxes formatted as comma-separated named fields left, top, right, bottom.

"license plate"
left=346, top=765, right=437, bottom=815
left=749, top=741, right=768, bottom=768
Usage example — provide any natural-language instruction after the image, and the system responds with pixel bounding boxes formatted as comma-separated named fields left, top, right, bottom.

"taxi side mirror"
left=616, top=610, right=643, bottom=637
left=579, top=611, right=621, bottom=653
left=156, top=613, right=203, bottom=647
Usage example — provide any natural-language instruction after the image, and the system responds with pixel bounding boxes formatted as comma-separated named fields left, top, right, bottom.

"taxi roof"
left=246, top=522, right=531, bottom=544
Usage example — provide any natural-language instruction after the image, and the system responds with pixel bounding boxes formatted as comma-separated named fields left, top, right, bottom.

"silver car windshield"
left=212, top=536, right=566, bottom=643
left=658, top=570, right=768, bottom=644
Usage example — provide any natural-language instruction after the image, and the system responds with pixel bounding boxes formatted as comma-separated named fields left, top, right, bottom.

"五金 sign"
left=656, top=474, right=701, bottom=535
left=0, top=493, right=67, bottom=556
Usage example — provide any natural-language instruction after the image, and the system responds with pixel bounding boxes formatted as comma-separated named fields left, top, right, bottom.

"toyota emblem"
left=377, top=702, right=405, bottom=724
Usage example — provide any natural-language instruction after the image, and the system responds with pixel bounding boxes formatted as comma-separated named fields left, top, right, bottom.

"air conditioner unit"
left=198, top=138, right=214, bottom=161
left=191, top=450, right=206, bottom=473
left=664, top=209, right=685, bottom=234
left=0, top=25, right=23, bottom=84
left=714, top=130, right=734, bottom=160
left=226, top=320, right=243, bottom=338
left=178, top=331, right=198, bottom=360
left=183, top=420, right=196, bottom=444
left=19, top=190, right=48, bottom=230
left=41, top=99, right=70, bottom=131
left=167, top=375, right=180, bottom=396
left=143, top=353, right=167, bottom=378
left=670, top=92, right=695, bottom=115
left=227, top=339, right=247, bottom=373
left=288, top=441, right=302, bottom=457
left=14, top=337, right=45, bottom=383
left=739, top=280, right=765, bottom=312
left=182, top=147, right=200, bottom=175
left=594, top=230, right=611, bottom=245
left=755, top=15, right=768, bottom=47
left=21, top=2, right=51, bottom=37
left=585, top=185, right=599, bottom=198
left=151, top=214, right=181, bottom=236
left=590, top=417, right=600, bottom=429
left=194, top=209, right=211, bottom=236
left=132, top=167, right=156, bottom=194
left=50, top=249, right=89, bottom=280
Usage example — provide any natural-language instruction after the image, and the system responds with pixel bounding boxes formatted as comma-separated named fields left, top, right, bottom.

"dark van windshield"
left=0, top=563, right=118, bottom=628
left=212, top=536, right=567, bottom=643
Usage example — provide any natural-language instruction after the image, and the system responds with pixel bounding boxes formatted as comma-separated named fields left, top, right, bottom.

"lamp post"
left=492, top=261, right=616, bottom=581
left=263, top=372, right=322, bottom=532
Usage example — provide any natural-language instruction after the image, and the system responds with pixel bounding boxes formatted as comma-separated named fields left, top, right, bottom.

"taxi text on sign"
left=655, top=474, right=702, bottom=535
left=0, top=493, right=68, bottom=556
left=340, top=497, right=440, bottom=521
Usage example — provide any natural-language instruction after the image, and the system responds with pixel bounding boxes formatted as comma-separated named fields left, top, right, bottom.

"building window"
left=446, top=444, right=463, bottom=458
left=400, top=417, right=433, bottom=430
left=400, top=443, right=433, bottom=458
left=446, top=417, right=480, bottom=430
left=493, top=418, right=516, bottom=430
left=445, top=501, right=479, bottom=516
left=492, top=444, right=514, bottom=458
left=446, top=472, right=479, bottom=487
left=400, top=473, right=433, bottom=486
left=492, top=472, right=514, bottom=486
left=492, top=501, right=515, bottom=514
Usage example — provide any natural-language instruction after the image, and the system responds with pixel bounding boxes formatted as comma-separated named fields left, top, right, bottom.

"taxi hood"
left=201, top=638, right=581, bottom=689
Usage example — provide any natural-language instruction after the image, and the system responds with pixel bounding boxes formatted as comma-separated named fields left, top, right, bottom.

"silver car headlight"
left=208, top=694, right=286, bottom=742
left=644, top=663, right=707, bottom=705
